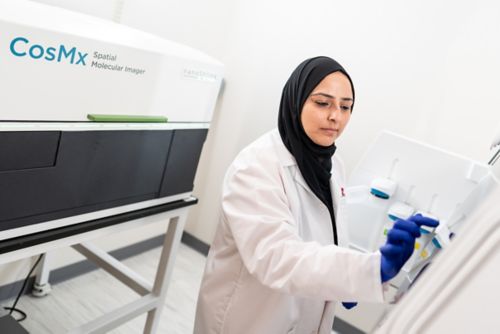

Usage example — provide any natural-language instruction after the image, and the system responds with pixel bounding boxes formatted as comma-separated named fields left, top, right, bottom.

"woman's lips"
left=320, top=128, right=339, bottom=136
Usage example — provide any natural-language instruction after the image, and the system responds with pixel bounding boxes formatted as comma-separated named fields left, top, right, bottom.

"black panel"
left=61, top=131, right=172, bottom=206
left=0, top=131, right=60, bottom=171
left=0, top=128, right=207, bottom=234
left=0, top=130, right=173, bottom=231
left=160, top=129, right=208, bottom=197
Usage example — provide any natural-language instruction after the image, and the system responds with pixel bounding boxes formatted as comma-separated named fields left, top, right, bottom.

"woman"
left=194, top=56, right=438, bottom=334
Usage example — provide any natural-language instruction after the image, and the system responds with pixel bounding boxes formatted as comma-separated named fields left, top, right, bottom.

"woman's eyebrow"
left=310, top=92, right=353, bottom=101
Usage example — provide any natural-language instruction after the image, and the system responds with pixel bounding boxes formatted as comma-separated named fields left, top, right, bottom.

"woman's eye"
left=341, top=105, right=352, bottom=111
left=315, top=101, right=329, bottom=107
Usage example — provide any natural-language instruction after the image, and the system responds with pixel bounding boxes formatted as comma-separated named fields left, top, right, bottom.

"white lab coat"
left=194, top=129, right=385, bottom=334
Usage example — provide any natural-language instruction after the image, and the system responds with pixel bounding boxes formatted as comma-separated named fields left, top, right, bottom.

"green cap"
left=87, top=114, right=168, bottom=123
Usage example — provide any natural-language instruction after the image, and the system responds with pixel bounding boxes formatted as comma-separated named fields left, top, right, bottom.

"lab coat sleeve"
left=222, top=150, right=385, bottom=303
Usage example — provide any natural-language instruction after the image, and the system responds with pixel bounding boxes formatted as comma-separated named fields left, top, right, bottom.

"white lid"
left=371, top=178, right=398, bottom=197
left=388, top=202, right=415, bottom=220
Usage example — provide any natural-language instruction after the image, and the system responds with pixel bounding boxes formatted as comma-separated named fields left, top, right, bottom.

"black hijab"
left=277, top=56, right=355, bottom=245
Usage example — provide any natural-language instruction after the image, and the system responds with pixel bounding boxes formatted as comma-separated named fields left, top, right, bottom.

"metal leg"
left=67, top=211, right=189, bottom=334
left=72, top=242, right=152, bottom=296
left=32, top=253, right=52, bottom=297
left=143, top=214, right=187, bottom=334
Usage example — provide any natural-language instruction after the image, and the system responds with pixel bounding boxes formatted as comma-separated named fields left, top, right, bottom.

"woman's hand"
left=380, top=214, right=439, bottom=282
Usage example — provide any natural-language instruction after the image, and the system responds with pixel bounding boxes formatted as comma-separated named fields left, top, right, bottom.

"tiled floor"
left=6, top=243, right=206, bottom=333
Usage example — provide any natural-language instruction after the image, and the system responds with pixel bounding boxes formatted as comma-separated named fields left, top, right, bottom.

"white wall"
left=29, top=0, right=121, bottom=21
left=184, top=0, right=500, bottom=245
left=4, top=0, right=500, bottom=330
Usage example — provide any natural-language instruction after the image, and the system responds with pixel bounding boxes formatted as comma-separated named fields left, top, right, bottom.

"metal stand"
left=33, top=253, right=52, bottom=297
left=69, top=215, right=186, bottom=334
left=0, top=204, right=190, bottom=334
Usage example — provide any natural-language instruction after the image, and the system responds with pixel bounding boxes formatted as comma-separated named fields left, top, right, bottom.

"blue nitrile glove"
left=380, top=214, right=439, bottom=282
left=342, top=302, right=358, bottom=309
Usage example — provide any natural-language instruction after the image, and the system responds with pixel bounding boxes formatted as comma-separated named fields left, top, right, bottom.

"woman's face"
left=300, top=71, right=353, bottom=146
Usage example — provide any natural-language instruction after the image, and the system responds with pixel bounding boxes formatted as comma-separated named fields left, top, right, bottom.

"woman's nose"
left=328, top=105, right=340, bottom=120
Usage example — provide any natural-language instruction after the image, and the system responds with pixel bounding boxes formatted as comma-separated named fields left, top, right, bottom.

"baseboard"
left=0, top=231, right=209, bottom=302
left=181, top=231, right=210, bottom=256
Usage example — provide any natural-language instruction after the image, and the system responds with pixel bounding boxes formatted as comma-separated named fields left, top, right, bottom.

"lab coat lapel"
left=330, top=173, right=341, bottom=214
left=292, top=165, right=340, bottom=212
left=330, top=169, right=349, bottom=247
left=292, top=168, right=335, bottom=246
left=292, top=167, right=317, bottom=199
